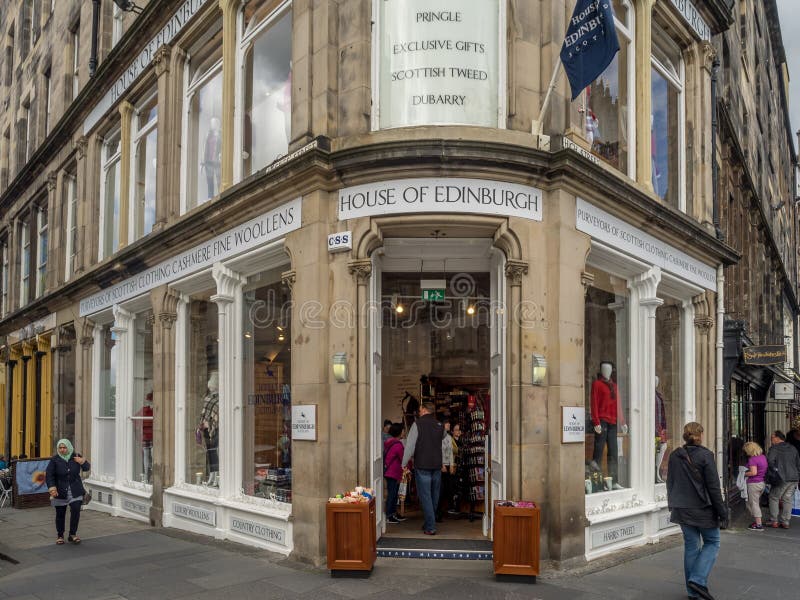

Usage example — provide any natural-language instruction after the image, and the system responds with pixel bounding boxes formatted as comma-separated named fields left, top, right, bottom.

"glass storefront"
left=96, top=324, right=117, bottom=478
left=131, top=309, right=154, bottom=484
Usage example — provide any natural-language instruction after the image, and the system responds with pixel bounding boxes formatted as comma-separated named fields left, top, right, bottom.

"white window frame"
left=180, top=53, right=223, bottom=215
left=616, top=1, right=635, bottom=178
left=130, top=93, right=158, bottom=242
left=19, top=218, right=30, bottom=307
left=35, top=204, right=47, bottom=297
left=1, top=240, right=8, bottom=317
left=369, top=0, right=507, bottom=131
left=99, top=129, right=122, bottom=261
left=112, top=4, right=124, bottom=46
left=233, top=0, right=292, bottom=184
left=71, top=27, right=80, bottom=101
left=650, top=28, right=686, bottom=212
left=64, top=174, right=77, bottom=280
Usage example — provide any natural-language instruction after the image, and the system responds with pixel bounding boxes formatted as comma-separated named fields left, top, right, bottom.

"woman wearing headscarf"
left=45, top=439, right=90, bottom=545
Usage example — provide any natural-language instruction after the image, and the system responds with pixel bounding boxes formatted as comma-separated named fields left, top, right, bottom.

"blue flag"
left=560, top=0, right=620, bottom=100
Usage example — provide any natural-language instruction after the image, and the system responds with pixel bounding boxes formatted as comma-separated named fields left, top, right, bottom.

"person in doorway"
left=46, top=439, right=90, bottom=545
left=591, top=361, right=627, bottom=487
left=766, top=430, right=800, bottom=529
left=384, top=423, right=406, bottom=524
left=382, top=419, right=393, bottom=444
left=402, top=402, right=445, bottom=535
left=449, top=422, right=464, bottom=514
left=742, top=441, right=767, bottom=530
left=436, top=419, right=456, bottom=522
left=0, top=455, right=7, bottom=469
left=667, top=422, right=727, bottom=600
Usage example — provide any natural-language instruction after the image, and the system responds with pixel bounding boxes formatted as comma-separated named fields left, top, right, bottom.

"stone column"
left=211, top=263, right=246, bottom=498
left=45, top=172, right=59, bottom=292
left=112, top=306, right=133, bottom=485
left=633, top=0, right=655, bottom=192
left=73, top=136, right=89, bottom=274
left=348, top=258, right=372, bottom=489
left=153, top=45, right=172, bottom=232
left=627, top=267, right=662, bottom=500
left=77, top=319, right=95, bottom=465
left=505, top=259, right=528, bottom=501
left=218, top=0, right=241, bottom=192
left=149, top=285, right=180, bottom=525
left=118, top=101, right=134, bottom=249
left=693, top=293, right=714, bottom=438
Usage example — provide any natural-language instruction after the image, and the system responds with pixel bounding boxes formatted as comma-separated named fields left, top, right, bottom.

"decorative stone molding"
left=701, top=41, right=716, bottom=73
left=46, top=172, right=57, bottom=192
left=74, top=136, right=88, bottom=160
left=348, top=259, right=372, bottom=285
left=505, top=259, right=528, bottom=287
left=80, top=319, right=96, bottom=347
left=211, top=263, right=246, bottom=304
left=112, top=305, right=133, bottom=333
left=153, top=44, right=171, bottom=77
left=281, top=269, right=296, bottom=291
left=585, top=493, right=646, bottom=517
left=581, top=270, right=595, bottom=296
left=628, top=267, right=661, bottom=305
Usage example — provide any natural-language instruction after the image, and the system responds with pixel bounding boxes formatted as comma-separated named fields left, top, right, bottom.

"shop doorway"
left=370, top=239, right=505, bottom=542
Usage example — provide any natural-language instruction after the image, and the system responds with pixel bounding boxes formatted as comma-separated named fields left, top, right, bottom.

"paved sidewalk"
left=2, top=505, right=799, bottom=599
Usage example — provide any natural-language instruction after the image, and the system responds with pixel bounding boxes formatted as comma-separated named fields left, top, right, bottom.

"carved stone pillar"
left=218, top=0, right=242, bottom=192
left=45, top=172, right=59, bottom=292
left=153, top=45, right=172, bottom=232
left=505, top=259, right=528, bottom=500
left=633, top=0, right=655, bottom=192
left=118, top=101, right=135, bottom=250
left=348, top=258, right=372, bottom=486
left=693, top=293, right=714, bottom=438
left=111, top=306, right=133, bottom=484
left=166, top=47, right=187, bottom=220
left=73, top=136, right=89, bottom=273
left=78, top=319, right=95, bottom=470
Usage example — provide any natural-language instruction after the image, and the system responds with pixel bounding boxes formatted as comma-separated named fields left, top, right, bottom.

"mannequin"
left=591, top=361, right=628, bottom=488
left=198, top=370, right=220, bottom=481
left=137, top=392, right=154, bottom=483
left=655, top=375, right=668, bottom=483
left=202, top=117, right=221, bottom=200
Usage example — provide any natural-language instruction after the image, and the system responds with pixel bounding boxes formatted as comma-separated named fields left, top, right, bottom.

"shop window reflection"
left=655, top=299, right=682, bottom=484
left=242, top=275, right=292, bottom=502
left=97, top=324, right=117, bottom=478
left=132, top=310, right=154, bottom=485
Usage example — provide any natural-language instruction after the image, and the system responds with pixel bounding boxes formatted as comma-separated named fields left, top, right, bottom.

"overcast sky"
left=776, top=0, right=799, bottom=152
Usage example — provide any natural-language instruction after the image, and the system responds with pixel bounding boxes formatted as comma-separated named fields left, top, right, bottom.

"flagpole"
left=534, top=59, right=562, bottom=136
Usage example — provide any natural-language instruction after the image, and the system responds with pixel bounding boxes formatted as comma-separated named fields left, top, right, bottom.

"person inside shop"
left=436, top=419, right=456, bottom=522
left=197, top=370, right=220, bottom=484
left=590, top=361, right=627, bottom=489
left=384, top=423, right=406, bottom=524
left=655, top=375, right=669, bottom=483
left=202, top=117, right=222, bottom=200
left=402, top=401, right=445, bottom=535
left=382, top=419, right=393, bottom=444
left=0, top=455, right=7, bottom=470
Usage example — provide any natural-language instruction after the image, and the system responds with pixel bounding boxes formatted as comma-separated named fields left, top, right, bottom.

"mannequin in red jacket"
left=591, top=361, right=628, bottom=488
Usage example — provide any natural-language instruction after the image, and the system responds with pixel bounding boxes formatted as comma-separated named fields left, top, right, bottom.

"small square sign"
left=292, top=405, right=317, bottom=441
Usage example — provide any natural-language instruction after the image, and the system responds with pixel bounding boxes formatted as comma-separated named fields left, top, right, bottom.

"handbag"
left=765, top=465, right=783, bottom=487
left=83, top=489, right=92, bottom=507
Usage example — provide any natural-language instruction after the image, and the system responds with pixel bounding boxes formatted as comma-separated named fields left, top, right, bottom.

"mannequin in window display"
left=198, top=370, right=220, bottom=482
left=591, top=361, right=628, bottom=489
left=202, top=117, right=221, bottom=200
left=655, top=375, right=669, bottom=483
left=136, top=392, right=154, bottom=483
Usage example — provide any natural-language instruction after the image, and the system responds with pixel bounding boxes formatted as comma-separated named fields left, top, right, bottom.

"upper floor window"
left=5, top=22, right=14, bottom=86
left=241, top=4, right=292, bottom=178
left=133, top=96, right=157, bottom=240
left=32, top=0, right=42, bottom=44
left=19, top=99, right=31, bottom=169
left=35, top=204, right=47, bottom=297
left=651, top=24, right=684, bottom=210
left=183, top=30, right=222, bottom=211
left=1, top=238, right=8, bottom=317
left=100, top=130, right=122, bottom=259
left=71, top=22, right=80, bottom=101
left=63, top=173, right=77, bottom=280
left=112, top=4, right=124, bottom=46
left=43, top=66, right=52, bottom=136
left=575, top=0, right=634, bottom=177
left=21, top=0, right=32, bottom=58
left=1, top=128, right=9, bottom=190
left=19, top=217, right=30, bottom=307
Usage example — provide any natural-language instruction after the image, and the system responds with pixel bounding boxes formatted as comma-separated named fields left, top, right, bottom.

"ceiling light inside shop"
left=278, top=333, right=286, bottom=342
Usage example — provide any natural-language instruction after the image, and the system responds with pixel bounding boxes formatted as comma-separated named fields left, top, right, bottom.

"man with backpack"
left=766, top=430, right=800, bottom=529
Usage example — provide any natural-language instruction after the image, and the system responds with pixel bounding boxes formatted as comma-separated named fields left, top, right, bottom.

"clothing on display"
left=589, top=361, right=626, bottom=491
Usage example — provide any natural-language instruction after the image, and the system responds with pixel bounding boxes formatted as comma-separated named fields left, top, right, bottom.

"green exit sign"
left=422, top=289, right=445, bottom=301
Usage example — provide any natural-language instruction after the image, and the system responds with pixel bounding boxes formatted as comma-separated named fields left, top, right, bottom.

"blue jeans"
left=680, top=524, right=720, bottom=596
left=415, top=468, right=441, bottom=533
left=385, top=477, right=399, bottom=517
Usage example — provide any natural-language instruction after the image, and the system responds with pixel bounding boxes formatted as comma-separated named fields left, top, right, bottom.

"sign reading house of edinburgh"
left=561, top=407, right=585, bottom=443
left=591, top=520, right=644, bottom=549
left=378, top=0, right=500, bottom=128
left=79, top=198, right=301, bottom=316
left=743, top=345, right=787, bottom=366
left=339, top=178, right=542, bottom=222
left=172, top=501, right=216, bottom=526
left=576, top=198, right=717, bottom=291
left=667, top=0, right=711, bottom=41
left=84, top=0, right=212, bottom=133
left=230, top=517, right=287, bottom=546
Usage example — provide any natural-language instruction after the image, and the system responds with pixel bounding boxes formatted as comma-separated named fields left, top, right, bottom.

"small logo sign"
left=327, top=231, right=352, bottom=253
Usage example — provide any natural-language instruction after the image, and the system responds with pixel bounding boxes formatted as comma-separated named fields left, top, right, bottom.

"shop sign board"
left=230, top=516, right=287, bottom=546
left=667, top=0, right=711, bottom=41
left=576, top=198, right=717, bottom=291
left=122, top=498, right=150, bottom=516
left=79, top=197, right=301, bottom=316
left=561, top=407, right=585, bottom=443
left=327, top=231, right=352, bottom=253
left=339, top=178, right=542, bottom=222
left=591, top=520, right=644, bottom=549
left=377, top=0, right=501, bottom=128
left=775, top=382, right=794, bottom=400
left=172, top=501, right=216, bottom=526
left=743, top=345, right=787, bottom=366
left=84, top=0, right=213, bottom=133
left=291, top=405, right=317, bottom=441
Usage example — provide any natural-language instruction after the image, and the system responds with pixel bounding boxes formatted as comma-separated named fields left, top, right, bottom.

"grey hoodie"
left=767, top=441, right=800, bottom=482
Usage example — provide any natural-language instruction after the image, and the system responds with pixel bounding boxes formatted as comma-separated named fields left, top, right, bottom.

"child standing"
left=384, top=423, right=406, bottom=523
left=743, top=441, right=768, bottom=530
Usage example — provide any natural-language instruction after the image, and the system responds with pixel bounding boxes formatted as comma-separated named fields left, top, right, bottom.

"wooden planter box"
left=326, top=497, right=376, bottom=577
left=492, top=501, right=540, bottom=580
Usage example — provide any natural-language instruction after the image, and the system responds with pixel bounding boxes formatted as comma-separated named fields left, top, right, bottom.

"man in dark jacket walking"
left=402, top=402, right=445, bottom=535
left=766, top=430, right=800, bottom=529
left=667, top=422, right=728, bottom=600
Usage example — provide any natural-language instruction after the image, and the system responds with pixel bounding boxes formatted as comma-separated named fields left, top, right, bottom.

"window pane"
left=188, top=71, right=223, bottom=208
left=655, top=298, right=682, bottom=483
left=242, top=276, right=292, bottom=501
left=104, top=159, right=120, bottom=256
left=584, top=269, right=630, bottom=493
left=134, top=127, right=157, bottom=238
left=186, top=293, right=220, bottom=487
left=651, top=68, right=680, bottom=208
left=96, top=324, right=117, bottom=478
left=243, top=10, right=292, bottom=176
left=132, top=310, right=154, bottom=484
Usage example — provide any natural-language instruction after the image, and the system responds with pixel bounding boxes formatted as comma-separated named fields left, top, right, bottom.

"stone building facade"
left=2, top=0, right=791, bottom=568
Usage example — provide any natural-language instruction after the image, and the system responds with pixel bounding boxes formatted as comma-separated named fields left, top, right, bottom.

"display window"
left=241, top=2, right=291, bottom=178
left=242, top=272, right=292, bottom=502
left=185, top=291, right=219, bottom=487
left=131, top=309, right=154, bottom=485
left=654, top=297, right=682, bottom=484
left=584, top=268, right=630, bottom=493
left=96, top=323, right=117, bottom=478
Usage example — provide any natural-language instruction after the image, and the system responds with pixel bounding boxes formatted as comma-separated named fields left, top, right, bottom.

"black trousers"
left=592, top=420, right=618, bottom=481
left=55, top=500, right=83, bottom=536
left=437, top=471, right=453, bottom=517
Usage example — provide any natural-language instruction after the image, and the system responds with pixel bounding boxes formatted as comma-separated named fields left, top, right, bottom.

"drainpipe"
left=716, top=265, right=725, bottom=480
left=711, top=57, right=721, bottom=240
left=89, top=0, right=101, bottom=78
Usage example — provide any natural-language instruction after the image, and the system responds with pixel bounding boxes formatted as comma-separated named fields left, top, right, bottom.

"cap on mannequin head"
left=208, top=370, right=219, bottom=392
left=599, top=362, right=613, bottom=380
